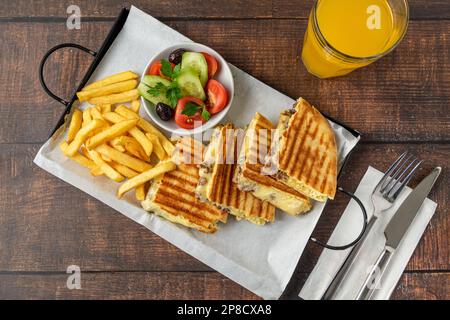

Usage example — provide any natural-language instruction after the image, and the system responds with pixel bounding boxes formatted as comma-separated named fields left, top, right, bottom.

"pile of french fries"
left=61, top=71, right=177, bottom=200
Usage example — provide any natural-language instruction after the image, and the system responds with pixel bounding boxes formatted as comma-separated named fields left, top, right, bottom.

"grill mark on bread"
left=308, top=133, right=327, bottom=188
left=203, top=124, right=275, bottom=222
left=235, top=113, right=311, bottom=213
left=301, top=125, right=320, bottom=185
left=155, top=190, right=220, bottom=221
left=165, top=172, right=198, bottom=188
left=274, top=98, right=337, bottom=201
left=283, top=108, right=308, bottom=172
left=284, top=110, right=310, bottom=176
left=279, top=111, right=297, bottom=168
left=177, top=138, right=204, bottom=164
left=146, top=138, right=227, bottom=233
left=157, top=202, right=215, bottom=229
left=319, top=159, right=331, bottom=197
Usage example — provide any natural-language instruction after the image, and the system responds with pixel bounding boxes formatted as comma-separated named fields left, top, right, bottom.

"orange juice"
left=302, top=0, right=409, bottom=78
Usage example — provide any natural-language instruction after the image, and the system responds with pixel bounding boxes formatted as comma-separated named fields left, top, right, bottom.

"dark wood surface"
left=0, top=1, right=448, bottom=300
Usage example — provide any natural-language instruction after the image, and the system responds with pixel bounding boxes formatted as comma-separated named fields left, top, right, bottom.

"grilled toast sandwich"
left=234, top=112, right=311, bottom=215
left=270, top=98, right=337, bottom=202
left=142, top=137, right=227, bottom=233
left=196, top=124, right=275, bottom=225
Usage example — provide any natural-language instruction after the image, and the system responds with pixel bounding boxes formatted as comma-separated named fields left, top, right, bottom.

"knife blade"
left=384, top=166, right=441, bottom=249
left=357, top=166, right=441, bottom=299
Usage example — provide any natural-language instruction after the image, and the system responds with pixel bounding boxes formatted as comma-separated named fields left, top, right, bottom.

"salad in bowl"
left=138, top=43, right=234, bottom=135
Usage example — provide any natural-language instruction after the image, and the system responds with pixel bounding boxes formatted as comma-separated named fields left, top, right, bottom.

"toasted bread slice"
left=141, top=137, right=227, bottom=233
left=234, top=112, right=312, bottom=215
left=272, top=98, right=337, bottom=201
left=196, top=124, right=275, bottom=225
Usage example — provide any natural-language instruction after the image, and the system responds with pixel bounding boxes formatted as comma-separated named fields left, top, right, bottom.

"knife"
left=356, top=167, right=441, bottom=300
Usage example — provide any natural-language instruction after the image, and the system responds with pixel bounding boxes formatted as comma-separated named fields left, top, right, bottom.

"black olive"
left=155, top=103, right=174, bottom=121
left=168, top=48, right=186, bottom=65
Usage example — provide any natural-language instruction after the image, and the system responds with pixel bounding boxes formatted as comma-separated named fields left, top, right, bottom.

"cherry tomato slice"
left=147, top=60, right=175, bottom=80
left=148, top=60, right=162, bottom=75
left=201, top=52, right=219, bottom=78
left=206, top=79, right=228, bottom=114
left=175, top=96, right=206, bottom=129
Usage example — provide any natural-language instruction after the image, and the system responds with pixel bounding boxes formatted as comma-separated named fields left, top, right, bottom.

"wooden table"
left=0, top=1, right=448, bottom=300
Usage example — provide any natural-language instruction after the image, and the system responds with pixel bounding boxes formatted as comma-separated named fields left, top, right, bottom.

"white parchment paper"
left=299, top=166, right=438, bottom=300
left=34, top=6, right=359, bottom=299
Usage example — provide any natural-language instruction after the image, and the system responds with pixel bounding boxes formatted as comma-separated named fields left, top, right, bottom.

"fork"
left=322, top=151, right=422, bottom=300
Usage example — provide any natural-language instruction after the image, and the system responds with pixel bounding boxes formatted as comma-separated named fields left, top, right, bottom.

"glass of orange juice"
left=302, top=0, right=409, bottom=78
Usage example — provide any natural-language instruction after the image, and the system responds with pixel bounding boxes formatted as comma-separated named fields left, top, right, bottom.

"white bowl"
left=140, top=42, right=234, bottom=136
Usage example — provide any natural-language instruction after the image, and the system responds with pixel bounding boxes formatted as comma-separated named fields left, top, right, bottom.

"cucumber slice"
left=138, top=76, right=171, bottom=105
left=181, top=52, right=208, bottom=87
left=138, top=82, right=171, bottom=105
left=141, top=75, right=171, bottom=88
left=176, top=68, right=206, bottom=101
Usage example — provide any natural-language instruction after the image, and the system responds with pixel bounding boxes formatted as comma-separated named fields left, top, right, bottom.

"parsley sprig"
left=147, top=82, right=166, bottom=97
left=182, top=102, right=211, bottom=121
left=147, top=81, right=182, bottom=108
left=147, top=60, right=183, bottom=108
left=160, top=59, right=181, bottom=79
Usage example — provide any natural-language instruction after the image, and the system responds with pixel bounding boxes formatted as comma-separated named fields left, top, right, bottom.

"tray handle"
left=39, top=43, right=97, bottom=106
left=310, top=186, right=368, bottom=251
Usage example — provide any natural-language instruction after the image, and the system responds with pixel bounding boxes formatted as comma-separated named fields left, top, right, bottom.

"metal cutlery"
left=323, top=151, right=422, bottom=299
left=357, top=166, right=441, bottom=300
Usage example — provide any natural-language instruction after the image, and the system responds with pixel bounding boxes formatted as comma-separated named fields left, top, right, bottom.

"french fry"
left=128, top=128, right=152, bottom=157
left=90, top=166, right=104, bottom=176
left=103, top=112, right=125, bottom=124
left=103, top=112, right=152, bottom=157
left=135, top=183, right=146, bottom=201
left=60, top=142, right=95, bottom=169
left=65, top=119, right=107, bottom=156
left=146, top=133, right=166, bottom=160
left=110, top=162, right=138, bottom=178
left=80, top=147, right=104, bottom=175
left=88, top=89, right=139, bottom=105
left=135, top=114, right=168, bottom=140
left=82, top=108, right=92, bottom=127
left=115, top=106, right=174, bottom=156
left=100, top=104, right=111, bottom=113
left=120, top=136, right=149, bottom=160
left=110, top=137, right=126, bottom=152
left=117, top=161, right=176, bottom=198
left=109, top=162, right=149, bottom=201
left=137, top=118, right=166, bottom=139
left=112, top=158, right=148, bottom=200
left=109, top=163, right=148, bottom=202
left=80, top=146, right=91, bottom=159
left=95, top=144, right=152, bottom=172
left=88, top=150, right=124, bottom=182
left=130, top=99, right=140, bottom=113
left=67, top=109, right=83, bottom=143
left=77, top=79, right=138, bottom=102
left=160, top=138, right=175, bottom=157
left=90, top=107, right=105, bottom=121
left=85, top=119, right=138, bottom=149
left=101, top=154, right=112, bottom=162
left=82, top=71, right=138, bottom=91
left=115, top=105, right=139, bottom=119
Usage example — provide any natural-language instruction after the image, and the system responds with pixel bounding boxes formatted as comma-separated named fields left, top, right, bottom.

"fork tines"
left=378, top=151, right=423, bottom=202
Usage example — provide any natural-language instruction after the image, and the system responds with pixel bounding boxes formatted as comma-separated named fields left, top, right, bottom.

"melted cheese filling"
left=237, top=174, right=311, bottom=215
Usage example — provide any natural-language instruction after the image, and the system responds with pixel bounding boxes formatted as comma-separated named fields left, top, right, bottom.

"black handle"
left=310, top=186, right=368, bottom=251
left=39, top=43, right=97, bottom=106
